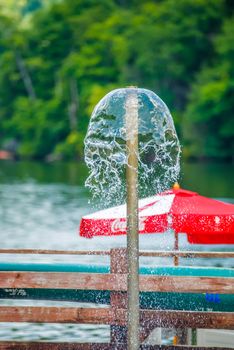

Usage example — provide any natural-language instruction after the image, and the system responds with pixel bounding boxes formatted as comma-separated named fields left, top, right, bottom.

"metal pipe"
left=125, top=88, right=139, bottom=349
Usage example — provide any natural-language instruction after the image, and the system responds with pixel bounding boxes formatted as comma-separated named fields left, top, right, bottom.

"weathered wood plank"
left=0, top=272, right=233, bottom=293
left=0, top=343, right=110, bottom=350
left=0, top=249, right=234, bottom=259
left=139, top=275, right=234, bottom=293
left=0, top=306, right=113, bottom=324
left=115, top=309, right=234, bottom=329
left=110, top=248, right=127, bottom=345
left=0, top=249, right=110, bottom=256
left=0, top=272, right=117, bottom=290
left=139, top=251, right=234, bottom=258
left=0, top=307, right=233, bottom=330
left=0, top=343, right=231, bottom=350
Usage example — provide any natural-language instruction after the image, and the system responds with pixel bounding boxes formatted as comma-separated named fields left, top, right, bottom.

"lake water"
left=0, top=160, right=233, bottom=343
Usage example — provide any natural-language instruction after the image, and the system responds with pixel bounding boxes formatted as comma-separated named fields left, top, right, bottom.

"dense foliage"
left=0, top=0, right=233, bottom=160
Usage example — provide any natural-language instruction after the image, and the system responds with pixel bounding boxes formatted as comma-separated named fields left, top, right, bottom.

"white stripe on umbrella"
left=80, top=187, right=234, bottom=243
left=82, top=194, right=175, bottom=219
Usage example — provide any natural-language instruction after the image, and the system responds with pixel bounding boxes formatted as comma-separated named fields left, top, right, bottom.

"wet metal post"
left=125, top=88, right=139, bottom=349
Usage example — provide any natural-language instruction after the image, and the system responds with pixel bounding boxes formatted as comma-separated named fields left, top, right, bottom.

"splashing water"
left=85, top=88, right=181, bottom=206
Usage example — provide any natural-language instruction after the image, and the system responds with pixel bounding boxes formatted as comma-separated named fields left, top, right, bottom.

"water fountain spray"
left=85, top=87, right=181, bottom=349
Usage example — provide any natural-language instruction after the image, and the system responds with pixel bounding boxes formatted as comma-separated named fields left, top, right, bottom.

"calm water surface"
left=0, top=161, right=233, bottom=343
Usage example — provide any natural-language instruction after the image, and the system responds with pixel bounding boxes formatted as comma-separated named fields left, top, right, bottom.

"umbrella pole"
left=174, top=231, right=179, bottom=266
left=126, top=89, right=139, bottom=349
left=173, top=231, right=189, bottom=345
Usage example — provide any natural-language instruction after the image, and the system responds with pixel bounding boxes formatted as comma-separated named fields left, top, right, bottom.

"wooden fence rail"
left=0, top=271, right=233, bottom=294
left=0, top=343, right=232, bottom=350
left=0, top=307, right=233, bottom=330
left=1, top=248, right=234, bottom=259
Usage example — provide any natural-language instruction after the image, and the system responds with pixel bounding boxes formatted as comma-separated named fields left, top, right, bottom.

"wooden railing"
left=0, top=248, right=233, bottom=349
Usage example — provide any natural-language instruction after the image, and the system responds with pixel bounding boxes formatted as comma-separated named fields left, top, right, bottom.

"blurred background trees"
left=0, top=0, right=233, bottom=161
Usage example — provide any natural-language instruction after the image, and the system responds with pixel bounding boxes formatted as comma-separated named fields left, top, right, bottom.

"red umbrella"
left=80, top=184, right=234, bottom=244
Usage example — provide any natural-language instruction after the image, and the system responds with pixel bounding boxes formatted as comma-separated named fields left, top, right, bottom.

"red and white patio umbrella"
left=80, top=185, right=234, bottom=244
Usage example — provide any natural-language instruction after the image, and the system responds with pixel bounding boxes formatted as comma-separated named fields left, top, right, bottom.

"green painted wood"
left=0, top=289, right=109, bottom=304
left=0, top=262, right=233, bottom=278
left=140, top=265, right=234, bottom=277
left=0, top=262, right=110, bottom=274
left=0, top=288, right=233, bottom=312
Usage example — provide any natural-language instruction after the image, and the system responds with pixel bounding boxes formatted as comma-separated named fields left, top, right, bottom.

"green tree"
left=0, top=0, right=233, bottom=161
left=183, top=17, right=234, bottom=160
left=126, top=0, right=224, bottom=111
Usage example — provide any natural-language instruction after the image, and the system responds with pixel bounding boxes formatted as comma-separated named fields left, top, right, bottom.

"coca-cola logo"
left=111, top=218, right=146, bottom=233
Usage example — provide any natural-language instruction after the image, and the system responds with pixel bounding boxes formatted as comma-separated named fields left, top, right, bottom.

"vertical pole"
left=173, top=231, right=188, bottom=344
left=126, top=88, right=139, bottom=349
left=110, top=248, right=128, bottom=347
left=174, top=231, right=179, bottom=266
